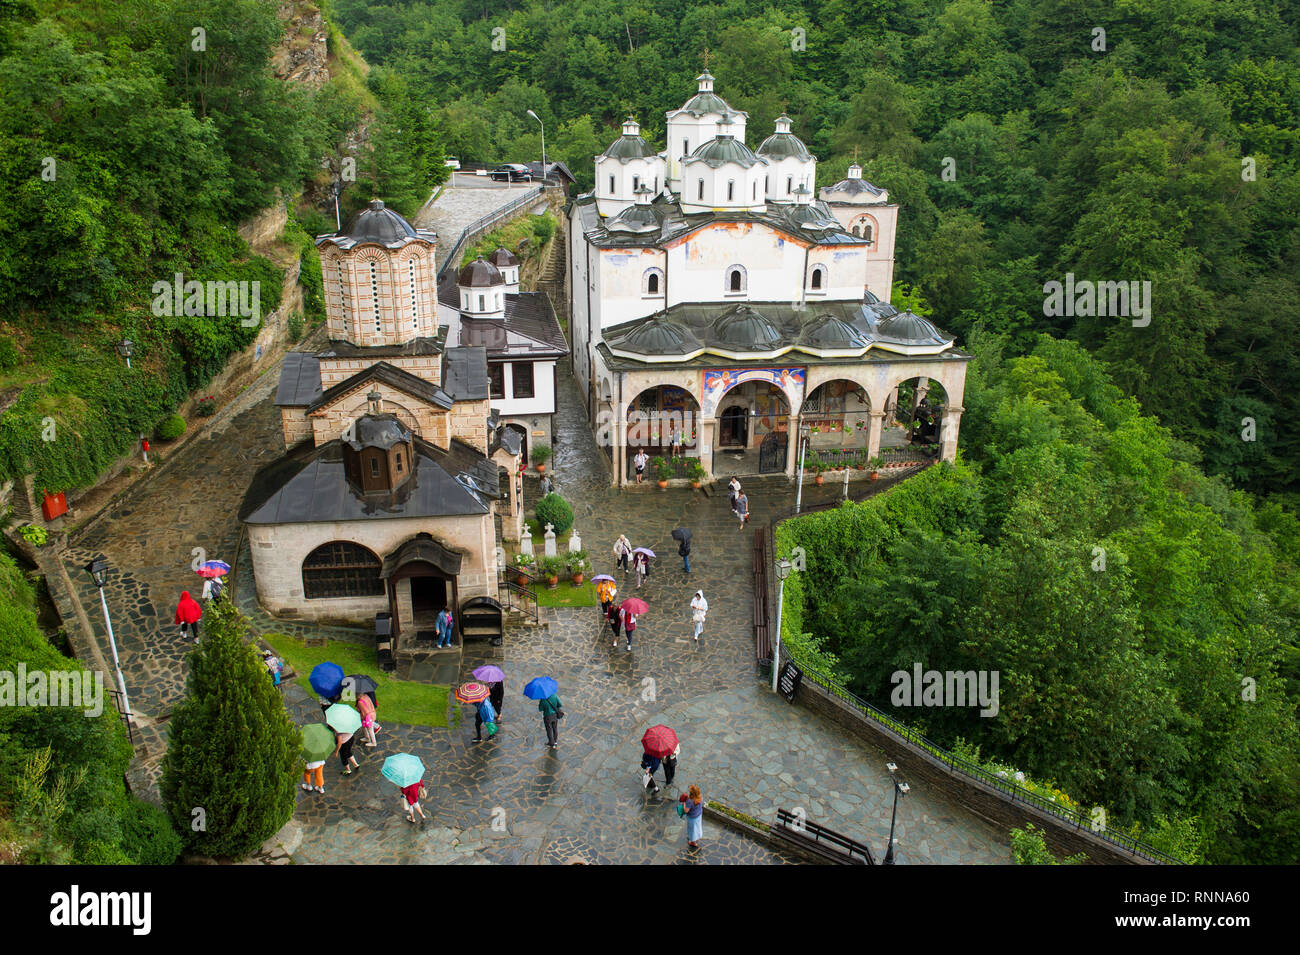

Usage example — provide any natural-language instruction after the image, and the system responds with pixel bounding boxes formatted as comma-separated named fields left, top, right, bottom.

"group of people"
left=302, top=689, right=382, bottom=795
left=728, top=477, right=750, bottom=530
left=639, top=747, right=704, bottom=848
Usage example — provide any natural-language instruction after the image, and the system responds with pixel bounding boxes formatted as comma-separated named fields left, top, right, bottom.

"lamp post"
left=794, top=422, right=808, bottom=514
left=883, top=761, right=910, bottom=864
left=116, top=339, right=133, bottom=369
left=526, top=109, right=546, bottom=183
left=85, top=558, right=133, bottom=726
left=331, top=179, right=342, bottom=232
left=771, top=556, right=792, bottom=693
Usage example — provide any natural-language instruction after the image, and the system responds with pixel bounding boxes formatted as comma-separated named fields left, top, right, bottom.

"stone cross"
left=520, top=522, right=534, bottom=557
left=567, top=527, right=582, bottom=553
left=543, top=522, right=557, bottom=558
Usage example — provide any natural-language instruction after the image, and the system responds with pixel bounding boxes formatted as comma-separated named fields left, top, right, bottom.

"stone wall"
left=793, top=679, right=1156, bottom=865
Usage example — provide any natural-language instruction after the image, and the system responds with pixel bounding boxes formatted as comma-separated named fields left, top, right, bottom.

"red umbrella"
left=642, top=725, right=679, bottom=759
left=621, top=597, right=649, bottom=615
left=455, top=682, right=490, bottom=704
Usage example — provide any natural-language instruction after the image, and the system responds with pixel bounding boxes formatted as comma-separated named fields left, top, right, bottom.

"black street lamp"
left=84, top=558, right=133, bottom=725
left=116, top=339, right=133, bottom=369
left=883, top=761, right=910, bottom=864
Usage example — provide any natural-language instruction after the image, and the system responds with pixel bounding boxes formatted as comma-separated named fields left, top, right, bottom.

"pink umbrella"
left=621, top=597, right=649, bottom=615
left=591, top=574, right=615, bottom=583
left=632, top=547, right=655, bottom=558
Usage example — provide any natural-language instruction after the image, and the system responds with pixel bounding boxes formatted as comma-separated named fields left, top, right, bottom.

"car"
left=490, top=163, right=532, bottom=182
left=443, top=156, right=461, bottom=170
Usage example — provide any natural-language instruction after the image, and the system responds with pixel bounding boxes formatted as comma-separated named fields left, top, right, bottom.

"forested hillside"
left=332, top=0, right=1300, bottom=503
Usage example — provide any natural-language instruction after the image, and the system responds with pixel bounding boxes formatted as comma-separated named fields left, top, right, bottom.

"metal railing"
left=774, top=807, right=875, bottom=864
left=498, top=570, right=539, bottom=624
left=760, top=473, right=1185, bottom=866
left=110, top=688, right=135, bottom=745
left=436, top=186, right=547, bottom=280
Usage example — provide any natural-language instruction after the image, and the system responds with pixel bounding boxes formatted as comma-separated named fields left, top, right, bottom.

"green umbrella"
left=325, top=703, right=362, bottom=735
left=301, top=723, right=335, bottom=762
left=381, top=753, right=426, bottom=788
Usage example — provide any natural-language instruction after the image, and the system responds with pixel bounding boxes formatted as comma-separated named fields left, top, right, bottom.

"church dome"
left=344, top=199, right=420, bottom=245
left=487, top=246, right=519, bottom=268
left=801, top=314, right=869, bottom=350
left=679, top=71, right=734, bottom=116
left=606, top=202, right=660, bottom=234
left=343, top=413, right=411, bottom=452
left=877, top=311, right=946, bottom=343
left=603, top=120, right=658, bottom=160
left=756, top=116, right=813, bottom=161
left=714, top=305, right=782, bottom=349
left=688, top=135, right=763, bottom=169
left=618, top=318, right=699, bottom=355
left=457, top=257, right=505, bottom=288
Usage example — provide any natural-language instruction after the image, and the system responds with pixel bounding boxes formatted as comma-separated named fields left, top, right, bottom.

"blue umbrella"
left=381, top=753, right=426, bottom=788
left=523, top=676, right=558, bottom=700
left=309, top=662, right=345, bottom=698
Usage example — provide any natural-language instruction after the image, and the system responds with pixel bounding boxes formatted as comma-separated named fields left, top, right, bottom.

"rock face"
left=271, top=1, right=330, bottom=90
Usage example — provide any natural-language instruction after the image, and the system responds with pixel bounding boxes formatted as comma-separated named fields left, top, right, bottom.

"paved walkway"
left=66, top=355, right=1010, bottom=864
left=414, top=176, right=541, bottom=246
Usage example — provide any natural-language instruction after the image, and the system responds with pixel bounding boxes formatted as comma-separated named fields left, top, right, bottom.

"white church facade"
left=568, top=71, right=969, bottom=486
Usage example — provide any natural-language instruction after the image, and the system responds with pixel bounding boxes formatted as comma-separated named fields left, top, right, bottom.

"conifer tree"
left=159, top=600, right=300, bottom=858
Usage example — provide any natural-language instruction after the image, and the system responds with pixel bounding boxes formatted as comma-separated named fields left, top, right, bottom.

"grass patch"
left=535, top=580, right=598, bottom=607
left=262, top=632, right=453, bottom=728
left=707, top=801, right=767, bottom=830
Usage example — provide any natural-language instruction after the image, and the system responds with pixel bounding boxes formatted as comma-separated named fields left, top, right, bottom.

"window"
left=864, top=223, right=873, bottom=243
left=644, top=268, right=662, bottom=295
left=337, top=261, right=348, bottom=325
left=512, top=362, right=535, bottom=399
left=395, top=452, right=404, bottom=474
left=609, top=175, right=615, bottom=194
left=408, top=259, right=420, bottom=332
left=725, top=265, right=747, bottom=293
left=787, top=176, right=793, bottom=195
left=489, top=363, right=505, bottom=400
left=727, top=180, right=735, bottom=201
left=683, top=139, right=689, bottom=156
left=632, top=175, right=640, bottom=191
left=765, top=175, right=770, bottom=194
left=369, top=457, right=380, bottom=478
left=851, top=225, right=861, bottom=237
left=810, top=265, right=825, bottom=290
left=697, top=179, right=704, bottom=200
left=730, top=270, right=742, bottom=291
left=302, top=541, right=384, bottom=600
left=478, top=294, right=485, bottom=312
left=653, top=176, right=658, bottom=193
left=369, top=261, right=381, bottom=333
left=752, top=181, right=757, bottom=200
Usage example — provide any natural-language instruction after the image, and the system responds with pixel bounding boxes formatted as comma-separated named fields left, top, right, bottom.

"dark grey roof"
left=607, top=202, right=661, bottom=233
left=785, top=199, right=842, bottom=231
left=876, top=311, right=950, bottom=346
left=380, top=533, right=464, bottom=579
left=756, top=131, right=813, bottom=161
left=491, top=422, right=522, bottom=457
left=823, top=176, right=886, bottom=199
left=275, top=352, right=323, bottom=407
left=307, top=361, right=454, bottom=415
left=488, top=246, right=520, bottom=268
left=344, top=413, right=411, bottom=451
left=621, top=318, right=700, bottom=354
left=715, top=305, right=782, bottom=349
left=801, top=315, right=870, bottom=349
left=602, top=134, right=658, bottom=161
left=239, top=435, right=498, bottom=526
left=442, top=346, right=490, bottom=401
left=315, top=334, right=445, bottom=360
left=684, top=135, right=763, bottom=169
left=458, top=258, right=504, bottom=287
left=526, top=160, right=576, bottom=183
left=316, top=200, right=437, bottom=251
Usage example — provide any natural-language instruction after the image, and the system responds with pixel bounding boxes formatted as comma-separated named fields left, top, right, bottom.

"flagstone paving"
left=66, top=356, right=1010, bottom=864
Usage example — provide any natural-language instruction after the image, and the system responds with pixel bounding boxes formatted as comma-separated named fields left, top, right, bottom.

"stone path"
left=66, top=351, right=1011, bottom=864
left=414, top=175, right=540, bottom=247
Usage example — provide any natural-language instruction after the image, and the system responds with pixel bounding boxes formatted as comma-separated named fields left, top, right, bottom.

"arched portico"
left=623, top=383, right=702, bottom=480
left=710, top=380, right=791, bottom=477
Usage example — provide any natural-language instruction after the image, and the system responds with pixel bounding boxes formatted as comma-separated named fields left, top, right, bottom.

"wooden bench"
left=772, top=808, right=874, bottom=865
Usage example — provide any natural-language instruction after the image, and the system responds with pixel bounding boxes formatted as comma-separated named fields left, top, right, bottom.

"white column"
left=867, top=410, right=886, bottom=461
left=940, top=406, right=963, bottom=463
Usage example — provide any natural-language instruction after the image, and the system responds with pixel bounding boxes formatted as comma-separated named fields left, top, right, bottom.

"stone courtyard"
left=66, top=354, right=1011, bottom=865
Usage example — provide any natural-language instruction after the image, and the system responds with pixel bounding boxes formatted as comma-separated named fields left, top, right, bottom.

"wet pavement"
left=67, top=353, right=1011, bottom=864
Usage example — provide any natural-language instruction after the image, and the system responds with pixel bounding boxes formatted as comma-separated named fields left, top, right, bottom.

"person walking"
left=358, top=692, right=380, bottom=748
left=735, top=491, right=750, bottom=531
left=640, top=751, right=661, bottom=795
left=200, top=575, right=224, bottom=602
left=596, top=577, right=617, bottom=621
left=489, top=678, right=505, bottom=724
left=633, top=449, right=649, bottom=484
left=333, top=727, right=360, bottom=775
left=614, top=535, right=633, bottom=575
left=301, top=759, right=326, bottom=795
left=472, top=696, right=497, bottom=744
left=435, top=605, right=454, bottom=648
left=401, top=781, right=427, bottom=823
left=608, top=599, right=623, bottom=647
left=663, top=744, right=680, bottom=789
left=679, top=784, right=705, bottom=848
left=690, top=590, right=708, bottom=641
left=174, top=591, right=202, bottom=642
left=633, top=550, right=649, bottom=589
left=538, top=691, right=563, bottom=748
left=728, top=477, right=741, bottom=510
left=539, top=473, right=553, bottom=497
left=678, top=535, right=691, bottom=574
left=621, top=603, right=637, bottom=652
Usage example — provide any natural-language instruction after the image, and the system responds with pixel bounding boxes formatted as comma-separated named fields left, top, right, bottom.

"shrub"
left=531, top=443, right=552, bottom=465
left=18, top=525, right=47, bottom=546
left=159, top=600, right=300, bottom=859
left=1010, top=823, right=1087, bottom=865
left=532, top=214, right=556, bottom=245
left=0, top=336, right=21, bottom=371
left=156, top=414, right=186, bottom=440
left=121, top=798, right=182, bottom=865
left=652, top=456, right=673, bottom=481
left=196, top=395, right=217, bottom=417
left=287, top=311, right=305, bottom=343
left=535, top=492, right=573, bottom=536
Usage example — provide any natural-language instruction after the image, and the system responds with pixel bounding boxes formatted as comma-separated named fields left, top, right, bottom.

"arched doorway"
left=719, top=405, right=748, bottom=447
left=624, top=384, right=701, bottom=479
left=889, top=376, right=949, bottom=455
left=712, top=381, right=790, bottom=476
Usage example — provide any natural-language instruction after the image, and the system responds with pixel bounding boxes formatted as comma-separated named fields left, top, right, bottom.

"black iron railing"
left=498, top=569, right=539, bottom=624
left=436, top=186, right=547, bottom=280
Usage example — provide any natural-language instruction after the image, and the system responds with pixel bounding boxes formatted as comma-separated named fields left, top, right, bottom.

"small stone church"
left=240, top=200, right=536, bottom=649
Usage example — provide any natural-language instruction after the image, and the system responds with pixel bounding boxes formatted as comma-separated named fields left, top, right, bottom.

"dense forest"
left=332, top=0, right=1300, bottom=505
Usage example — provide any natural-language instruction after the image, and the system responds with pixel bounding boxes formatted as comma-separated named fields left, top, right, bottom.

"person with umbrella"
left=473, top=665, right=506, bottom=723
left=620, top=597, right=647, bottom=652
left=690, top=590, right=708, bottom=642
left=174, top=591, right=202, bottom=642
left=197, top=560, right=230, bottom=602
left=607, top=598, right=622, bottom=647
left=524, top=677, right=562, bottom=749
left=664, top=743, right=681, bottom=789
left=300, top=724, right=335, bottom=795
left=457, top=682, right=496, bottom=743
left=632, top=547, right=654, bottom=589
left=326, top=703, right=363, bottom=775
left=594, top=574, right=616, bottom=622
left=640, top=750, right=661, bottom=794
left=381, top=754, right=427, bottom=824
left=673, top=527, right=691, bottom=574
left=641, top=725, right=678, bottom=795
left=311, top=662, right=345, bottom=716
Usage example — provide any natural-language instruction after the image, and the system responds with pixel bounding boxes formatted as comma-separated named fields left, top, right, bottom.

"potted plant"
left=688, top=459, right=706, bottom=489
left=514, top=553, right=535, bottom=586
left=813, top=462, right=825, bottom=486
left=540, top=555, right=563, bottom=589
left=532, top=443, right=552, bottom=473
left=567, top=550, right=588, bottom=584
left=652, top=456, right=672, bottom=488
left=868, top=456, right=883, bottom=480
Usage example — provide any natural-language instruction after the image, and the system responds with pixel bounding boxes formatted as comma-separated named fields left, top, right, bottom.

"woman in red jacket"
left=175, top=591, right=202, bottom=642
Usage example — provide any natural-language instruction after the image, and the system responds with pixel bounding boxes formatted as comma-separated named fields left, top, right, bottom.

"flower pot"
left=572, top=572, right=584, bottom=585
left=535, top=463, right=546, bottom=473
left=657, top=479, right=668, bottom=489
left=814, top=474, right=824, bottom=486
left=690, top=480, right=701, bottom=489
left=546, top=575, right=558, bottom=589
left=516, top=572, right=529, bottom=586
left=870, top=471, right=879, bottom=481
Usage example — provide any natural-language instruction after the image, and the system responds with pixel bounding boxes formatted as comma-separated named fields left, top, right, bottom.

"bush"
left=531, top=443, right=552, bottom=465
left=535, top=492, right=573, bottom=536
left=287, top=312, right=304, bottom=343
left=0, top=337, right=21, bottom=371
left=196, top=395, right=217, bottom=417
left=121, top=798, right=182, bottom=865
left=155, top=414, right=186, bottom=440
left=159, top=600, right=300, bottom=859
left=532, top=215, right=556, bottom=245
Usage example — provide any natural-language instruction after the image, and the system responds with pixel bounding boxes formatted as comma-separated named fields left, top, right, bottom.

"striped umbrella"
left=642, top=724, right=679, bottom=759
left=455, top=682, right=490, bottom=704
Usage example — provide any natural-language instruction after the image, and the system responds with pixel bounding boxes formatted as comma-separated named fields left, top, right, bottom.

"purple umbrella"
left=472, top=664, right=505, bottom=683
left=632, top=547, right=656, bottom=558
left=591, top=574, right=615, bottom=583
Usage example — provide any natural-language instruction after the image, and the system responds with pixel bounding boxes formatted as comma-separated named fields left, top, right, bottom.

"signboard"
left=778, top=661, right=803, bottom=703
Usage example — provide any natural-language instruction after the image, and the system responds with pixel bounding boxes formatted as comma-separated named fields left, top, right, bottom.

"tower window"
left=752, top=181, right=757, bottom=201
left=478, top=294, right=485, bottom=311
left=811, top=265, right=825, bottom=290
left=609, top=175, right=615, bottom=193
left=727, top=180, right=734, bottom=201
left=697, top=179, right=704, bottom=201
left=370, top=261, right=380, bottom=333
left=725, top=265, right=747, bottom=293
left=408, top=259, right=419, bottom=332
left=683, top=139, right=689, bottom=156
left=633, top=175, right=640, bottom=191
left=787, top=176, right=793, bottom=195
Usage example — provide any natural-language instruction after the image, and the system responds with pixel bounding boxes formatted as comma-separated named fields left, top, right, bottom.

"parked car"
left=490, top=163, right=532, bottom=182
left=443, top=156, right=461, bottom=170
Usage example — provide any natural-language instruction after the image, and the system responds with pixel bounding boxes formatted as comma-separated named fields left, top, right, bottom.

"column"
left=940, top=406, right=963, bottom=463
left=614, top=406, right=626, bottom=487
left=785, top=418, right=799, bottom=479
left=701, top=419, right=716, bottom=482
left=866, top=411, right=886, bottom=462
